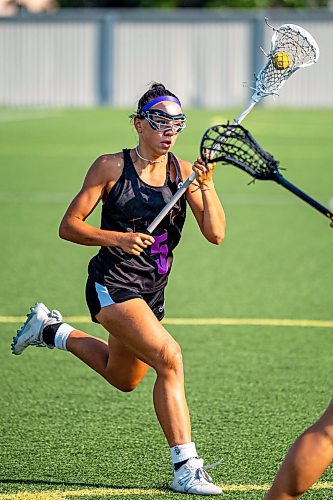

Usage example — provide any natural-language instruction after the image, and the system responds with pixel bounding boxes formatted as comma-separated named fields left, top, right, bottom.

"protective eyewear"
left=139, top=109, right=186, bottom=134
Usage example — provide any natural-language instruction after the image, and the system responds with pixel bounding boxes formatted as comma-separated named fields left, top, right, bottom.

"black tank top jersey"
left=88, top=149, right=187, bottom=292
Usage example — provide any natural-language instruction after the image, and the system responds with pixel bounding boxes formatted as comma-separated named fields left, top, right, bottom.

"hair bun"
left=150, top=83, right=166, bottom=90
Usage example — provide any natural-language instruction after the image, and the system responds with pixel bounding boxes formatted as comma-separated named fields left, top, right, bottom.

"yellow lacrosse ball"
left=273, top=52, right=291, bottom=70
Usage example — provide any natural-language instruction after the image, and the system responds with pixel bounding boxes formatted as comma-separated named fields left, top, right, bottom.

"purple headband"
left=142, top=96, right=182, bottom=112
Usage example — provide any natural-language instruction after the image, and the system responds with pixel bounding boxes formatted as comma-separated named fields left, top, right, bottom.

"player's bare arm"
left=59, top=153, right=154, bottom=255
left=179, top=158, right=226, bottom=245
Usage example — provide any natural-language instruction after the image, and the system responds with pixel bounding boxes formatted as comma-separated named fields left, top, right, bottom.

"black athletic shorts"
left=85, top=276, right=165, bottom=323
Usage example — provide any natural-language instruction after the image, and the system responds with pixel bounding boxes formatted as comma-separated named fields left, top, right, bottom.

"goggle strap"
left=138, top=109, right=186, bottom=121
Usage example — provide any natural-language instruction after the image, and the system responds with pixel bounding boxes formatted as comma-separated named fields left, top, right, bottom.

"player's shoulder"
left=92, top=152, right=124, bottom=171
left=89, top=151, right=125, bottom=182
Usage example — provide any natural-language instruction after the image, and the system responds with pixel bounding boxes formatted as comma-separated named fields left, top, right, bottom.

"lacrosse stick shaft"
left=275, top=173, right=333, bottom=220
left=147, top=99, right=257, bottom=234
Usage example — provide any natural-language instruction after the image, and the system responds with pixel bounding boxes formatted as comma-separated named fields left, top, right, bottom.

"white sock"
left=54, top=323, right=75, bottom=351
left=171, top=442, right=198, bottom=465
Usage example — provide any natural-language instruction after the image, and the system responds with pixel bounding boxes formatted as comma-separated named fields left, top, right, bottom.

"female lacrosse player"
left=12, top=83, right=226, bottom=495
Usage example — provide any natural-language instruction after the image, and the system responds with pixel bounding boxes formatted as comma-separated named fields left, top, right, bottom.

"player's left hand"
left=192, top=157, right=215, bottom=189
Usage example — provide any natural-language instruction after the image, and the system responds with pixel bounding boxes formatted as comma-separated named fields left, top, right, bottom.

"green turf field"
left=0, top=107, right=332, bottom=499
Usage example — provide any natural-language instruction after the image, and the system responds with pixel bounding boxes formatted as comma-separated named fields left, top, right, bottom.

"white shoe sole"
left=171, top=485, right=223, bottom=495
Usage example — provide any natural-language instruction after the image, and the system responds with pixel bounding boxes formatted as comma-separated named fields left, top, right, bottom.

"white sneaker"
left=11, top=302, right=62, bottom=355
left=171, top=458, right=223, bottom=495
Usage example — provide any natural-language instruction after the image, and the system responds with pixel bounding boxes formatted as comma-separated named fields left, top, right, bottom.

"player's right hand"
left=116, top=232, right=155, bottom=255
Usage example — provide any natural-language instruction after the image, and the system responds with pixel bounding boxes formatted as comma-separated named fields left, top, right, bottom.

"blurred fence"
left=0, top=9, right=332, bottom=108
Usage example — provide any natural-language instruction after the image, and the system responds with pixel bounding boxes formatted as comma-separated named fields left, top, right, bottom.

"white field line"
left=0, top=482, right=333, bottom=499
left=1, top=316, right=333, bottom=328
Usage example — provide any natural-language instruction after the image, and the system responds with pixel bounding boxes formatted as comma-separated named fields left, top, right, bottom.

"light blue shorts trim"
left=95, top=282, right=115, bottom=308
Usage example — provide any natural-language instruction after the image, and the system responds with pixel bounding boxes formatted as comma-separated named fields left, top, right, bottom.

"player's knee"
left=156, top=340, right=183, bottom=376
left=320, top=402, right=333, bottom=447
left=321, top=425, right=333, bottom=448
left=311, top=412, right=333, bottom=448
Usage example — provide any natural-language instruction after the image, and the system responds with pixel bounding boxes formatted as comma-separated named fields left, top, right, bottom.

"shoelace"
left=196, top=466, right=213, bottom=483
left=50, top=309, right=62, bottom=322
left=204, top=459, right=224, bottom=470
left=202, top=459, right=224, bottom=484
left=178, top=459, right=223, bottom=490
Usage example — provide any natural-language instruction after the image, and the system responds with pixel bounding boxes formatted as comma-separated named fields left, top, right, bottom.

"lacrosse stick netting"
left=201, top=124, right=278, bottom=180
left=251, top=20, right=320, bottom=101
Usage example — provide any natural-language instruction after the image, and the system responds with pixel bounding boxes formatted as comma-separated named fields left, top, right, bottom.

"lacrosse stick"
left=200, top=123, right=333, bottom=221
left=147, top=20, right=319, bottom=234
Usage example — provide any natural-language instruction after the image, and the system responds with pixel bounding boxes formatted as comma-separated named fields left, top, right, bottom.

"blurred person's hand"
left=20, top=0, right=58, bottom=13
left=0, top=0, right=18, bottom=16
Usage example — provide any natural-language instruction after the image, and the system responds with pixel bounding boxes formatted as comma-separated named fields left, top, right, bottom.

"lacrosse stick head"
left=252, top=21, right=320, bottom=101
left=200, top=123, right=279, bottom=181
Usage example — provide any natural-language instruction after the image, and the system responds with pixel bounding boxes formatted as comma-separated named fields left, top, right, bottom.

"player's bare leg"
left=67, top=330, right=149, bottom=391
left=95, top=298, right=191, bottom=447
left=13, top=299, right=189, bottom=441
left=36, top=297, right=190, bottom=444
left=265, top=398, right=333, bottom=500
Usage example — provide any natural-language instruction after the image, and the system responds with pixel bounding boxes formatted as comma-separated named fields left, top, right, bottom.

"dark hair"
left=136, top=82, right=180, bottom=115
